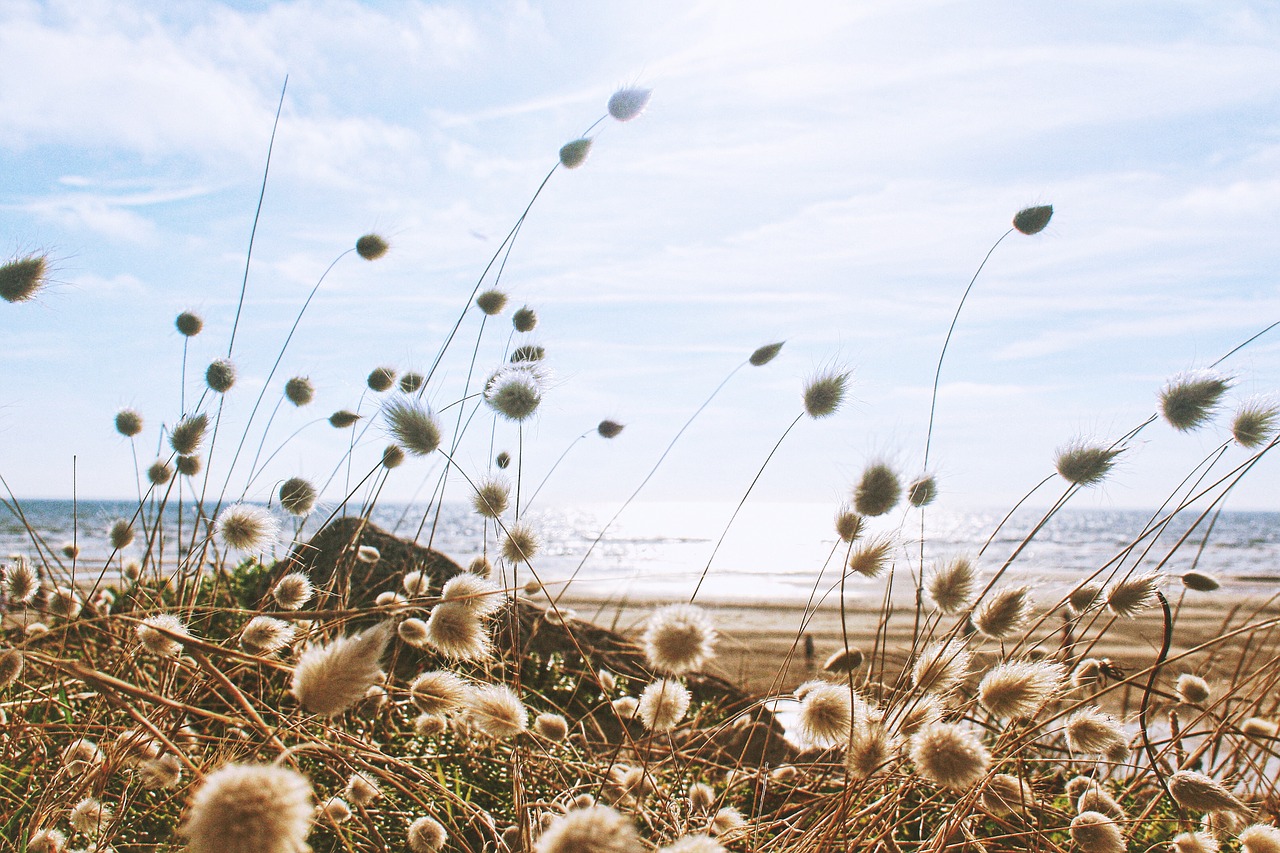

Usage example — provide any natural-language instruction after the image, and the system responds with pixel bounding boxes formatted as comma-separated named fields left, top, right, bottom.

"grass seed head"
left=909, top=722, right=990, bottom=791
left=214, top=503, right=279, bottom=551
left=907, top=474, right=938, bottom=507
left=485, top=364, right=545, bottom=421
left=381, top=444, right=406, bottom=468
left=535, top=712, right=570, bottom=741
left=848, top=534, right=895, bottom=578
left=1182, top=571, right=1221, bottom=592
left=834, top=505, right=863, bottom=542
left=475, top=289, right=508, bottom=315
left=608, top=87, right=652, bottom=121
left=62, top=738, right=104, bottom=775
left=983, top=774, right=1035, bottom=815
left=329, top=410, right=360, bottom=428
left=170, top=412, right=209, bottom=455
left=471, top=477, right=510, bottom=519
left=345, top=772, right=381, bottom=807
left=0, top=648, right=23, bottom=687
left=398, top=618, right=429, bottom=646
left=384, top=397, right=441, bottom=455
left=501, top=523, right=540, bottom=564
left=749, top=341, right=784, bottom=366
left=272, top=572, right=314, bottom=610
left=414, top=713, right=447, bottom=737
left=356, top=233, right=389, bottom=260
left=442, top=573, right=503, bottom=616
left=137, top=614, right=188, bottom=656
left=284, top=376, right=314, bottom=406
left=1066, top=707, right=1127, bottom=755
left=535, top=804, right=641, bottom=853
left=1056, top=441, right=1122, bottom=486
left=796, top=680, right=854, bottom=748
left=559, top=138, right=593, bottom=169
left=291, top=621, right=392, bottom=717
left=1173, top=832, right=1220, bottom=853
left=1160, top=371, right=1232, bottom=432
left=802, top=369, right=848, bottom=418
left=115, top=408, right=144, bottom=437
left=177, top=453, right=202, bottom=476
left=1231, top=397, right=1279, bottom=448
left=367, top=366, right=396, bottom=392
left=597, top=419, right=625, bottom=438
left=978, top=660, right=1063, bottom=718
left=975, top=586, right=1031, bottom=639
left=662, top=836, right=727, bottom=853
left=138, top=753, right=184, bottom=789
left=180, top=762, right=314, bottom=853
left=638, top=678, right=691, bottom=731
left=425, top=601, right=491, bottom=660
left=1241, top=717, right=1278, bottom=739
left=1169, top=770, right=1248, bottom=814
left=928, top=557, right=976, bottom=614
left=278, top=477, right=317, bottom=516
left=1013, top=205, right=1053, bottom=235
left=1240, top=825, right=1280, bottom=853
left=511, top=343, right=546, bottom=363
left=642, top=603, right=717, bottom=675
left=398, top=371, right=425, bottom=393
left=175, top=310, right=203, bottom=336
left=846, top=720, right=897, bottom=779
left=70, top=797, right=112, bottom=835
left=318, top=797, right=351, bottom=824
left=823, top=646, right=864, bottom=674
left=1079, top=785, right=1126, bottom=820
left=205, top=358, right=236, bottom=393
left=465, top=683, right=528, bottom=739
left=0, top=253, right=50, bottom=302
left=1069, top=583, right=1103, bottom=613
left=5, top=556, right=37, bottom=603
left=49, top=585, right=83, bottom=619
left=854, top=462, right=900, bottom=516
left=108, top=519, right=134, bottom=550
left=408, top=815, right=449, bottom=853
left=1177, top=673, right=1211, bottom=705
left=147, top=459, right=174, bottom=486
left=1071, top=811, right=1126, bottom=853
left=468, top=555, right=494, bottom=578
left=496, top=450, right=511, bottom=468
left=241, top=616, right=295, bottom=655
left=1107, top=572, right=1161, bottom=617
left=26, top=829, right=66, bottom=853
left=912, top=639, right=971, bottom=695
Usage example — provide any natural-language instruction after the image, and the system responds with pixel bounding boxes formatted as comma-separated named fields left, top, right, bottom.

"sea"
left=3, top=498, right=1279, bottom=606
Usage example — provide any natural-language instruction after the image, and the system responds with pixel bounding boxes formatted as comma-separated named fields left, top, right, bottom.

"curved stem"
left=523, top=430, right=590, bottom=511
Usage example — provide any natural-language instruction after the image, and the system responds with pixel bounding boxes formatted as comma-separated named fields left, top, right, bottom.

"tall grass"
left=2, top=85, right=1280, bottom=853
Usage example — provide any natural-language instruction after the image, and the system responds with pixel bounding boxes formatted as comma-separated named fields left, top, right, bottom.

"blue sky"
left=2, top=0, right=1279, bottom=515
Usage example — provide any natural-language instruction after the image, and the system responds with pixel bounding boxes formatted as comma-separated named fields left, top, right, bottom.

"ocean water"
left=3, top=498, right=1278, bottom=605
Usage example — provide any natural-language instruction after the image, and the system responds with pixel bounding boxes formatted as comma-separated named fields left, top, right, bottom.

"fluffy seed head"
left=115, top=408, right=144, bottom=437
left=642, top=603, right=717, bottom=675
left=381, top=444, right=405, bottom=468
left=1070, top=583, right=1103, bottom=612
left=912, top=639, right=972, bottom=694
left=1177, top=673, right=1211, bottom=705
left=414, top=713, right=447, bottom=737
left=355, top=233, right=389, bottom=260
left=241, top=616, right=295, bottom=655
left=170, top=413, right=209, bottom=455
left=26, top=829, right=66, bottom=853
left=662, top=836, right=726, bottom=853
left=535, top=712, right=570, bottom=740
left=511, top=343, right=546, bottom=363
left=394, top=372, right=423, bottom=395
left=138, top=753, right=184, bottom=789
left=975, top=586, right=1031, bottom=639
left=1161, top=371, right=1231, bottom=432
left=854, top=463, right=900, bottom=516
left=402, top=570, right=429, bottom=596
left=608, top=87, right=652, bottom=121
left=984, top=773, right=1035, bottom=815
left=70, top=797, right=112, bottom=835
left=318, top=797, right=351, bottom=824
left=559, top=138, right=592, bottom=169
left=471, top=477, right=509, bottom=518
left=465, top=683, right=527, bottom=738
left=1056, top=441, right=1122, bottom=486
left=398, top=618, right=429, bottom=646
left=909, top=722, right=990, bottom=791
left=468, top=555, right=493, bottom=578
left=1071, top=811, right=1126, bottom=853
left=0, top=253, right=50, bottom=302
left=214, top=503, right=279, bottom=551
left=848, top=534, right=895, bottom=578
left=329, top=410, right=360, bottom=428
left=284, top=377, right=314, bottom=406
left=711, top=807, right=746, bottom=837
left=1232, top=397, right=1279, bottom=448
left=177, top=454, right=202, bottom=476
left=272, top=572, right=314, bottom=610
left=343, top=772, right=380, bottom=807
left=834, top=506, right=863, bottom=542
left=0, top=648, right=23, bottom=687
left=1183, top=572, right=1221, bottom=592
left=907, top=475, right=938, bottom=507
left=929, top=557, right=976, bottom=613
left=501, top=523, right=540, bottom=564
left=1073, top=659, right=1105, bottom=689
left=846, top=721, right=898, bottom=779
left=535, top=804, right=641, bottom=853
left=495, top=450, right=511, bottom=468
left=637, top=678, right=691, bottom=731
left=485, top=364, right=545, bottom=421
left=425, top=601, right=490, bottom=660
left=597, top=419, right=625, bottom=438
left=612, top=696, right=639, bottom=719
left=175, top=310, right=203, bottom=336
left=1013, top=205, right=1053, bottom=235
left=442, top=573, right=503, bottom=616
left=1079, top=784, right=1127, bottom=820
left=1107, top=572, right=1161, bottom=617
left=1173, top=832, right=1220, bottom=853
left=367, top=366, right=396, bottom=392
left=1241, top=717, right=1278, bottom=738
left=291, top=622, right=392, bottom=716
left=978, top=660, right=1063, bottom=718
left=108, top=519, right=134, bottom=551
left=689, top=782, right=716, bottom=813
left=5, top=557, right=37, bottom=604
left=824, top=647, right=864, bottom=674
left=206, top=359, right=237, bottom=393
left=802, top=369, right=848, bottom=418
left=475, top=289, right=507, bottom=315
left=278, top=477, right=317, bottom=516
left=1066, top=708, right=1127, bottom=755
left=62, top=738, right=104, bottom=775
left=384, top=397, right=441, bottom=455
left=749, top=341, right=784, bottom=366
left=796, top=680, right=854, bottom=748
left=137, top=614, right=188, bottom=656
left=408, top=815, right=449, bottom=853
left=1169, top=770, right=1247, bottom=814
left=1240, top=825, right=1280, bottom=853
left=181, top=762, right=314, bottom=853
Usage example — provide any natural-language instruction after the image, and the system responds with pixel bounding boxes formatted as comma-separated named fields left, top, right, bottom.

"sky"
left=2, top=0, right=1280, bottom=518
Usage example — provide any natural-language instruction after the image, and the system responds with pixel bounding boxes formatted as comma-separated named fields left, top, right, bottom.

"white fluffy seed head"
left=409, top=670, right=470, bottom=715
left=425, top=602, right=490, bottom=660
left=291, top=622, right=392, bottom=717
left=501, top=523, right=540, bottom=564
left=535, top=712, right=570, bottom=741
left=689, top=781, right=716, bottom=813
left=928, top=557, right=976, bottom=614
left=977, top=660, right=1064, bottom=718
left=408, top=815, right=449, bottom=853
left=5, top=556, right=37, bottom=604
left=1173, top=832, right=1220, bottom=853
left=214, top=504, right=280, bottom=552
left=983, top=773, right=1035, bottom=815
left=1169, top=770, right=1247, bottom=814
left=272, top=572, right=314, bottom=610
left=398, top=618, right=430, bottom=647
left=1177, top=673, right=1212, bottom=705
left=180, top=762, right=314, bottom=853
left=974, top=586, right=1031, bottom=639
left=484, top=364, right=546, bottom=422
left=62, top=738, right=104, bottom=775
left=465, top=683, right=528, bottom=739
left=847, top=533, right=895, bottom=578
left=909, top=722, right=990, bottom=791
left=70, top=797, right=112, bottom=835
left=637, top=678, right=691, bottom=732
left=137, top=614, right=188, bottom=657
left=1071, top=811, right=1126, bottom=853
left=0, top=648, right=24, bottom=687
left=1240, top=825, right=1280, bottom=853
left=1107, top=573, right=1162, bottom=617
left=318, top=797, right=352, bottom=824
left=1066, top=708, right=1127, bottom=755
left=846, top=721, right=897, bottom=779
left=1241, top=717, right=1279, bottom=739
left=402, top=570, right=430, bottom=597
left=471, top=477, right=510, bottom=519
left=138, top=753, right=184, bottom=790
left=441, top=573, right=503, bottom=616
left=345, top=772, right=380, bottom=807
left=912, top=639, right=971, bottom=695
left=384, top=397, right=442, bottom=456
left=795, top=680, right=854, bottom=748
left=535, top=805, right=641, bottom=853
left=641, top=603, right=717, bottom=675
left=240, top=616, right=295, bottom=655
